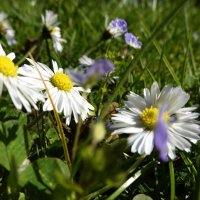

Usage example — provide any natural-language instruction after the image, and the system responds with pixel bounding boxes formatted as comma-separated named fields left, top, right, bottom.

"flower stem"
left=16, top=44, right=37, bottom=66
left=106, top=161, right=153, bottom=200
left=169, top=160, right=175, bottom=200
left=97, top=80, right=107, bottom=116
left=106, top=173, right=141, bottom=200
left=45, top=39, right=52, bottom=67
left=80, top=185, right=112, bottom=200
left=128, top=155, right=146, bottom=174
left=72, top=117, right=82, bottom=162
left=28, top=53, right=71, bottom=170
left=83, top=39, right=105, bottom=56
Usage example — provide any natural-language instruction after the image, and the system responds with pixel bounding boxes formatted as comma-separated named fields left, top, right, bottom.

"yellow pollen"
left=141, top=106, right=169, bottom=130
left=50, top=72, right=73, bottom=91
left=0, top=56, right=18, bottom=77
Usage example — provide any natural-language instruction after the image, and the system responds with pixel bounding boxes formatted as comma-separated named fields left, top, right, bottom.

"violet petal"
left=154, top=107, right=169, bottom=162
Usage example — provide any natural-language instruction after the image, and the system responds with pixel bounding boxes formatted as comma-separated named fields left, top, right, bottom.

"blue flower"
left=68, top=58, right=114, bottom=84
left=106, top=18, right=127, bottom=38
left=124, top=32, right=142, bottom=49
left=154, top=106, right=168, bottom=162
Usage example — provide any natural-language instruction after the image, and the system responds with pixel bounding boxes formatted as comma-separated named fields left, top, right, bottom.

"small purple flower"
left=124, top=32, right=142, bottom=49
left=107, top=18, right=127, bottom=38
left=154, top=107, right=168, bottom=162
left=68, top=59, right=114, bottom=84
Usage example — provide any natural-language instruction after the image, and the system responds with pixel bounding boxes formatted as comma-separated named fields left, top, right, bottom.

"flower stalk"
left=28, top=53, right=72, bottom=169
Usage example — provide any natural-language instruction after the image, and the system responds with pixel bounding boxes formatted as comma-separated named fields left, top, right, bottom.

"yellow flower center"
left=141, top=106, right=169, bottom=130
left=0, top=56, right=18, bottom=77
left=50, top=72, right=73, bottom=91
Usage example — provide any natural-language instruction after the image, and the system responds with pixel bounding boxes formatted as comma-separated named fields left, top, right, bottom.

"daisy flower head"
left=0, top=12, right=16, bottom=46
left=42, top=10, right=66, bottom=52
left=124, top=32, right=142, bottom=49
left=111, top=82, right=200, bottom=160
left=0, top=44, right=44, bottom=112
left=21, top=59, right=94, bottom=125
left=106, top=17, right=127, bottom=38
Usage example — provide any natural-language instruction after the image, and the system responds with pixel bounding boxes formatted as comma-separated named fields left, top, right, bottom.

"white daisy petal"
left=170, top=124, right=200, bottom=141
left=127, top=91, right=146, bottom=110
left=178, top=106, right=198, bottom=112
left=128, top=133, right=141, bottom=144
left=4, top=78, right=22, bottom=110
left=110, top=123, right=133, bottom=129
left=113, top=127, right=144, bottom=134
left=67, top=92, right=79, bottom=123
left=7, top=52, right=15, bottom=60
left=111, top=81, right=200, bottom=161
left=0, top=74, right=3, bottom=95
left=0, top=44, right=6, bottom=55
left=144, top=132, right=154, bottom=155
left=130, top=133, right=145, bottom=153
left=167, top=143, right=176, bottom=160
left=169, top=132, right=191, bottom=151
left=111, top=114, right=137, bottom=125
left=16, top=89, right=32, bottom=112
left=52, top=60, right=58, bottom=73
left=43, top=98, right=52, bottom=111
left=167, top=88, right=190, bottom=114
left=143, top=88, right=151, bottom=106
left=56, top=91, right=64, bottom=113
left=79, top=55, right=94, bottom=66
left=150, top=82, right=159, bottom=105
left=62, top=91, right=71, bottom=117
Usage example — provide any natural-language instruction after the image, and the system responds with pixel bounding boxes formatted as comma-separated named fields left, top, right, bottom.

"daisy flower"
left=19, top=59, right=94, bottom=125
left=0, top=44, right=44, bottom=112
left=106, top=18, right=127, bottom=38
left=111, top=82, right=200, bottom=160
left=124, top=32, right=142, bottom=49
left=0, top=12, right=16, bottom=46
left=42, top=10, right=66, bottom=52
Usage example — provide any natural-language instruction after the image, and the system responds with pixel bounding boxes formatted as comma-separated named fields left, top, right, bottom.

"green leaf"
left=18, top=192, right=26, bottom=200
left=7, top=156, right=20, bottom=198
left=18, top=157, right=70, bottom=191
left=52, top=173, right=83, bottom=200
left=0, top=141, right=10, bottom=170
left=0, top=113, right=30, bottom=171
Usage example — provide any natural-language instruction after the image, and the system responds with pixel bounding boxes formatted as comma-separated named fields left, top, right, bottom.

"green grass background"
left=0, top=0, right=200, bottom=199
